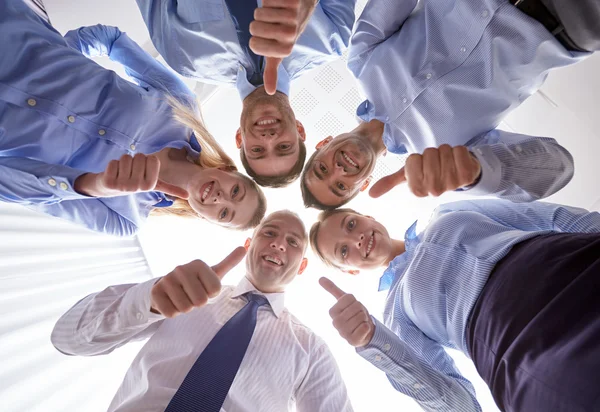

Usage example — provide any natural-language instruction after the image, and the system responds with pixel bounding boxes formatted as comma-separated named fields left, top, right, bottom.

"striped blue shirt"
left=0, top=1, right=199, bottom=236
left=348, top=0, right=585, bottom=202
left=358, top=200, right=600, bottom=411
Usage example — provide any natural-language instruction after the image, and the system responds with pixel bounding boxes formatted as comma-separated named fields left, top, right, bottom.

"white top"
left=51, top=277, right=353, bottom=412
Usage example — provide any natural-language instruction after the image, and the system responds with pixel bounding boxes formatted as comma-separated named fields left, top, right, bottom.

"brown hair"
left=151, top=97, right=266, bottom=229
left=300, top=151, right=360, bottom=210
left=309, top=208, right=360, bottom=268
left=240, top=139, right=307, bottom=188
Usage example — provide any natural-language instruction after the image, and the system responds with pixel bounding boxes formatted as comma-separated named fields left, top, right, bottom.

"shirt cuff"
left=461, top=145, right=502, bottom=196
left=356, top=316, right=404, bottom=361
left=41, top=165, right=92, bottom=201
left=121, top=277, right=165, bottom=325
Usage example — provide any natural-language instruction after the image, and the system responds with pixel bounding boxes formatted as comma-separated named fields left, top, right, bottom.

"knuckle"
left=423, top=147, right=436, bottom=156
left=328, top=308, right=336, bottom=318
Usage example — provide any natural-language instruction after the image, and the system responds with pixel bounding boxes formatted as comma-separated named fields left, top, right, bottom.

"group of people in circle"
left=3, top=0, right=600, bottom=410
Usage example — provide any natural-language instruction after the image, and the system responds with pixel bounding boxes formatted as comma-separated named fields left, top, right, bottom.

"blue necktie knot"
left=245, top=293, right=269, bottom=308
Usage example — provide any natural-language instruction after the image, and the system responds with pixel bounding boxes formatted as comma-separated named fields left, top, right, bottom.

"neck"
left=155, top=147, right=201, bottom=192
left=245, top=274, right=284, bottom=294
left=351, top=120, right=386, bottom=157
left=384, top=238, right=406, bottom=266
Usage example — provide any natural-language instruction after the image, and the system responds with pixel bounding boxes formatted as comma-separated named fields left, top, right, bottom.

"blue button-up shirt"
left=0, top=1, right=200, bottom=236
left=349, top=0, right=584, bottom=202
left=357, top=199, right=600, bottom=411
left=135, top=0, right=356, bottom=99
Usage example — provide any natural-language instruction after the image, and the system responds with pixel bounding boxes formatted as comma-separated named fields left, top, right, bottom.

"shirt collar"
left=231, top=276, right=286, bottom=318
left=235, top=65, right=291, bottom=101
left=378, top=220, right=420, bottom=291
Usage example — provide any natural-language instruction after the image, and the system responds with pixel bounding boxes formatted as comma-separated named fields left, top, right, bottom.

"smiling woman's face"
left=315, top=212, right=393, bottom=271
left=186, top=168, right=261, bottom=229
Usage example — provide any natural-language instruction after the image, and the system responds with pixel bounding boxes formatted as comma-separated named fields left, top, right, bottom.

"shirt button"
left=515, top=145, right=523, bottom=153
left=98, top=129, right=106, bottom=136
left=413, top=383, right=423, bottom=389
left=375, top=355, right=382, bottom=362
left=402, top=97, right=408, bottom=103
left=136, top=312, right=143, bottom=321
left=130, top=144, right=136, bottom=151
left=383, top=343, right=391, bottom=352
left=59, top=182, right=68, bottom=190
left=67, top=115, right=75, bottom=123
left=481, top=10, right=489, bottom=18
left=460, top=46, right=467, bottom=53
left=47, top=178, right=57, bottom=187
left=27, top=98, right=37, bottom=106
left=426, top=73, right=432, bottom=79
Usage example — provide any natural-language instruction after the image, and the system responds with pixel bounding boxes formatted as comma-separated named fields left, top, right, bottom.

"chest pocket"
left=176, top=0, right=225, bottom=23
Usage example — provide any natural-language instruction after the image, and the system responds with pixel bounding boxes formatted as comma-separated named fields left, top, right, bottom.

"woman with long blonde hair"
left=0, top=2, right=266, bottom=236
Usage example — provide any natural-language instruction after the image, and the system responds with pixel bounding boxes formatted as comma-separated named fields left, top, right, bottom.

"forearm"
left=51, top=278, right=163, bottom=356
left=466, top=130, right=574, bottom=202
left=357, top=318, right=481, bottom=412
left=0, top=158, right=89, bottom=204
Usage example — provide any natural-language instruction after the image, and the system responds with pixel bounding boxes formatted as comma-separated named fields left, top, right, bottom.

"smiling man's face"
left=238, top=90, right=306, bottom=179
left=246, top=211, right=307, bottom=293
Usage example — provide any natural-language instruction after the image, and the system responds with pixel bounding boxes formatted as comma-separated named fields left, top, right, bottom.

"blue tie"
left=164, top=293, right=269, bottom=412
left=222, top=0, right=264, bottom=86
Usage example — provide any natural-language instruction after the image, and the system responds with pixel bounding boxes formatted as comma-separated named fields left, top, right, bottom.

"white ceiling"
left=42, top=0, right=600, bottom=411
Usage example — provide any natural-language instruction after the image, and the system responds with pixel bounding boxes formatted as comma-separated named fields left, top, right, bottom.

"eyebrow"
left=313, top=164, right=324, bottom=181
left=262, top=224, right=305, bottom=242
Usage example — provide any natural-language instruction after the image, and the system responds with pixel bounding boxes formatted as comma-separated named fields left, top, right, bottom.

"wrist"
left=74, top=173, right=100, bottom=196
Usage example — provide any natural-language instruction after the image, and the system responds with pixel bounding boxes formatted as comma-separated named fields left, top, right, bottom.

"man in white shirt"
left=51, top=211, right=353, bottom=412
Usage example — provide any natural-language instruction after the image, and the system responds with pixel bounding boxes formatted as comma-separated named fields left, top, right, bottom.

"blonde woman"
left=0, top=1, right=266, bottom=235
left=310, top=199, right=600, bottom=412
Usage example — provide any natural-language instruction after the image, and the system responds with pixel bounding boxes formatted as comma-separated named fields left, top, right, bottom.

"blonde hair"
left=151, top=97, right=266, bottom=229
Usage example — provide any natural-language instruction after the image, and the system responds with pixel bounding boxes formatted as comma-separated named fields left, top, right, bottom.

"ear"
left=315, top=136, right=333, bottom=150
left=360, top=175, right=373, bottom=192
left=295, top=120, right=306, bottom=142
left=342, top=269, right=360, bottom=276
left=235, top=128, right=243, bottom=149
left=298, top=257, right=308, bottom=275
left=244, top=237, right=252, bottom=251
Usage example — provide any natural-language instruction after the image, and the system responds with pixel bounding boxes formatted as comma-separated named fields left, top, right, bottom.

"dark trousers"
left=467, top=232, right=600, bottom=412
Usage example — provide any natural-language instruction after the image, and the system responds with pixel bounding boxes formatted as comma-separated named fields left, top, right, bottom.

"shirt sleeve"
left=317, top=0, right=357, bottom=49
left=357, top=317, right=481, bottom=412
left=51, top=278, right=165, bottom=356
left=295, top=339, right=354, bottom=412
left=63, top=25, right=196, bottom=105
left=29, top=198, right=140, bottom=237
left=436, top=199, right=600, bottom=234
left=464, top=129, right=574, bottom=202
left=0, top=157, right=89, bottom=204
left=347, top=0, right=417, bottom=69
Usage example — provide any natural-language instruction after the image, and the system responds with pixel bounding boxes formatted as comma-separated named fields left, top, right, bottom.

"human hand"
left=320, top=277, right=375, bottom=347
left=369, top=145, right=481, bottom=198
left=74, top=154, right=189, bottom=199
left=150, top=247, right=247, bottom=318
left=250, top=0, right=318, bottom=94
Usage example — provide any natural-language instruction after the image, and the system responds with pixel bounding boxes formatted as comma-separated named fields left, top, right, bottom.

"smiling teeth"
left=343, top=152, right=358, bottom=167
left=201, top=183, right=213, bottom=201
left=257, top=119, right=278, bottom=125
left=366, top=234, right=374, bottom=256
left=264, top=256, right=282, bottom=265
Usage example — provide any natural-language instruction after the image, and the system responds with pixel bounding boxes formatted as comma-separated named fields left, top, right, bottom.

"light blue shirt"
left=135, top=0, right=356, bottom=99
left=0, top=0, right=200, bottom=236
left=358, top=199, right=600, bottom=411
left=349, top=0, right=585, bottom=202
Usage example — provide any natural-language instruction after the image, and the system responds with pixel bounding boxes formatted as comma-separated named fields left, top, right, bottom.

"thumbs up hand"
left=150, top=247, right=247, bottom=318
left=369, top=145, right=481, bottom=199
left=320, top=277, right=375, bottom=348
left=250, top=0, right=318, bottom=95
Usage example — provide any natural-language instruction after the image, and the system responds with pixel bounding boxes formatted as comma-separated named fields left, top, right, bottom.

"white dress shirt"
left=51, top=277, right=353, bottom=412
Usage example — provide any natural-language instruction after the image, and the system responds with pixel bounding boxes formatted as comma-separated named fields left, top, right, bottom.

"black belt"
left=510, top=0, right=587, bottom=52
